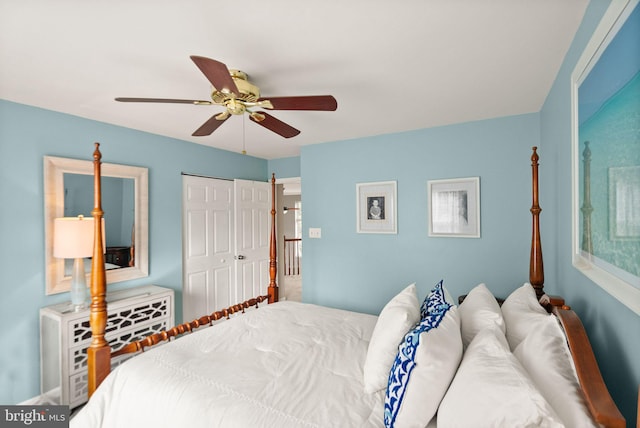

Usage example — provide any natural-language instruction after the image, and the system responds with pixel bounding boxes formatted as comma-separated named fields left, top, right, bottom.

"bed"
left=70, top=144, right=625, bottom=427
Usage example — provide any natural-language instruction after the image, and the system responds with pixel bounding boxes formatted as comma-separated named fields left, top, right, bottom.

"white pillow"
left=438, top=326, right=564, bottom=428
left=363, top=283, right=420, bottom=393
left=443, top=286, right=455, bottom=308
left=384, top=293, right=462, bottom=427
left=458, top=283, right=505, bottom=348
left=514, top=316, right=597, bottom=427
left=501, top=283, right=549, bottom=350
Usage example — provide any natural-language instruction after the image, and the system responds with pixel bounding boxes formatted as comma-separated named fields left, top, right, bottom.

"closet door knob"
left=235, top=255, right=246, bottom=260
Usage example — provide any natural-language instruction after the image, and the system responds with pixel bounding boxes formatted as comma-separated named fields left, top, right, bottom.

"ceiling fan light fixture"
left=116, top=55, right=336, bottom=139
left=215, top=111, right=230, bottom=120
left=250, top=112, right=266, bottom=122
left=211, top=91, right=230, bottom=104
left=226, top=98, right=246, bottom=115
left=257, top=100, right=274, bottom=109
left=229, top=70, right=260, bottom=103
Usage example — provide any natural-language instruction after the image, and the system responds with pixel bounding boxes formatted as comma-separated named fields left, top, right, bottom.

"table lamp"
left=53, top=215, right=97, bottom=311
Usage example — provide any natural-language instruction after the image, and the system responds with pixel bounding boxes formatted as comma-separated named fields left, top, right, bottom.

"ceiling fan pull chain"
left=242, top=115, right=247, bottom=155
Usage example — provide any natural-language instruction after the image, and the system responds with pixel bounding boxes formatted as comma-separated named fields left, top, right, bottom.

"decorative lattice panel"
left=69, top=297, right=171, bottom=346
left=40, top=285, right=174, bottom=409
left=69, top=321, right=170, bottom=374
left=69, top=372, right=88, bottom=407
left=68, top=337, right=159, bottom=408
left=67, top=295, right=172, bottom=398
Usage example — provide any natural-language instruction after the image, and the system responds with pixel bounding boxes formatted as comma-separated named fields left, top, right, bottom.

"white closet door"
left=182, top=176, right=234, bottom=322
left=234, top=179, right=271, bottom=303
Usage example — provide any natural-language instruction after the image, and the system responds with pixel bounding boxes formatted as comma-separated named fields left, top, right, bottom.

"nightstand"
left=40, top=285, right=174, bottom=409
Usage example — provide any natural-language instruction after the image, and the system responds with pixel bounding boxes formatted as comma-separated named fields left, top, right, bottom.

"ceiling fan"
left=115, top=55, right=337, bottom=139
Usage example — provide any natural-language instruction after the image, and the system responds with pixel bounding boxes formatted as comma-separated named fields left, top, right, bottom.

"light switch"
left=309, top=227, right=322, bottom=238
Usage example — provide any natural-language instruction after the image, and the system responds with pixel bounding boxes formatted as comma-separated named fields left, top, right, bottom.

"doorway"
left=276, top=178, right=302, bottom=302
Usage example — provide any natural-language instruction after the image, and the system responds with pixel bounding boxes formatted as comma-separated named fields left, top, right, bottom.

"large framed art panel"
left=571, top=0, right=640, bottom=314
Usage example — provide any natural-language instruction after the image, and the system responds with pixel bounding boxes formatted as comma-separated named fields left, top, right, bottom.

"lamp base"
left=70, top=257, right=88, bottom=311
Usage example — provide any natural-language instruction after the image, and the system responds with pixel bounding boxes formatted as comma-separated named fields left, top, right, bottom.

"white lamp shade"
left=53, top=216, right=105, bottom=259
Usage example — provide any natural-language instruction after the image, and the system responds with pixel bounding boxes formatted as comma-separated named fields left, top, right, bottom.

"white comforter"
left=71, top=301, right=386, bottom=428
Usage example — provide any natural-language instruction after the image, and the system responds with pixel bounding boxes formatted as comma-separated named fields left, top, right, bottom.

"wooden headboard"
left=529, top=146, right=624, bottom=427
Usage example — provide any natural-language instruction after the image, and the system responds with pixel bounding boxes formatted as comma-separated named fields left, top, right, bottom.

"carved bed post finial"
left=87, top=142, right=111, bottom=396
left=268, top=173, right=279, bottom=303
left=530, top=147, right=544, bottom=300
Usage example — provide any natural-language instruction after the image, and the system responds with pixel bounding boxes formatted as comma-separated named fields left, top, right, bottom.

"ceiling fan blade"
left=115, top=97, right=212, bottom=105
left=190, top=56, right=239, bottom=95
left=250, top=111, right=300, bottom=138
left=260, top=95, right=337, bottom=111
left=192, top=113, right=230, bottom=136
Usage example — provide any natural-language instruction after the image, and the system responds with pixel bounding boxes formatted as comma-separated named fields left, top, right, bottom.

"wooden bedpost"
left=529, top=146, right=545, bottom=300
left=87, top=143, right=110, bottom=396
left=268, top=173, right=279, bottom=303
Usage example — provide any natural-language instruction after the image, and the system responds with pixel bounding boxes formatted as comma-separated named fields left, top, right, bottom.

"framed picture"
left=356, top=181, right=397, bottom=234
left=428, top=177, right=480, bottom=238
left=571, top=0, right=640, bottom=314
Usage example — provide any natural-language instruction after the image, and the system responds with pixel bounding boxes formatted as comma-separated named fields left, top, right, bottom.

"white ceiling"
left=0, top=0, right=588, bottom=160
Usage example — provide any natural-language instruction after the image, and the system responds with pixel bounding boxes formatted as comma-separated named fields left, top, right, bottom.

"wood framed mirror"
left=44, top=155, right=149, bottom=295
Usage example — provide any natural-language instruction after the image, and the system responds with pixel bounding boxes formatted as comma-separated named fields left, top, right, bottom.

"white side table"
left=40, top=285, right=174, bottom=409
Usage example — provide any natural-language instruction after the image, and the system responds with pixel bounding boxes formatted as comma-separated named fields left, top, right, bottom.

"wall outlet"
left=309, top=227, right=322, bottom=239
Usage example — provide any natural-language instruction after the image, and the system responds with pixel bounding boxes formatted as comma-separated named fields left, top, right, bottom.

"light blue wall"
left=0, top=100, right=268, bottom=405
left=268, top=156, right=301, bottom=179
left=540, top=0, right=639, bottom=424
left=300, top=113, right=540, bottom=314
left=297, top=2, right=639, bottom=424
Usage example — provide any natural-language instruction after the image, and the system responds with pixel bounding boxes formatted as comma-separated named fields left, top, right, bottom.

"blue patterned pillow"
left=385, top=289, right=461, bottom=428
left=419, top=279, right=448, bottom=319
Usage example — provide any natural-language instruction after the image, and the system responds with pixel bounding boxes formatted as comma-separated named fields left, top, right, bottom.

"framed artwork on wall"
left=571, top=0, right=640, bottom=314
left=428, top=177, right=480, bottom=238
left=356, top=181, right=397, bottom=234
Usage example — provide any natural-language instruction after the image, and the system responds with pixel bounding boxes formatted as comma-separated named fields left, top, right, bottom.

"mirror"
left=44, top=155, right=149, bottom=295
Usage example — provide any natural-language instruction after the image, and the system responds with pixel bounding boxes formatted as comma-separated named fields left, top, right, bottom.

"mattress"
left=71, top=301, right=388, bottom=428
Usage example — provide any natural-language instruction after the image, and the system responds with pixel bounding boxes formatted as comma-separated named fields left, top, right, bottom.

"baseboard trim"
left=18, top=388, right=60, bottom=405
left=18, top=395, right=41, bottom=405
